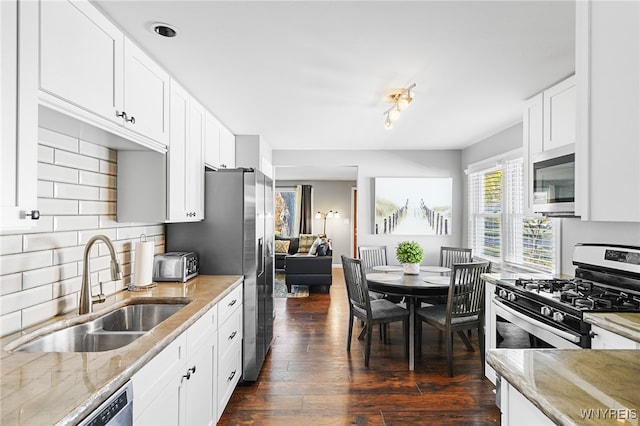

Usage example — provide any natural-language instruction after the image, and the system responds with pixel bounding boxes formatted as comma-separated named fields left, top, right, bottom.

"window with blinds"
left=468, top=157, right=555, bottom=272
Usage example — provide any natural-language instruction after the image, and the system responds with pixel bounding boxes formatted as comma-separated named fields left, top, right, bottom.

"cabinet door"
left=543, top=76, right=575, bottom=152
left=123, top=37, right=170, bottom=145
left=522, top=93, right=543, bottom=216
left=168, top=81, right=189, bottom=221
left=219, top=126, right=236, bottom=169
left=590, top=325, right=640, bottom=349
left=1, top=0, right=38, bottom=230
left=186, top=98, right=204, bottom=220
left=39, top=0, right=123, bottom=123
left=135, top=372, right=186, bottom=426
left=185, top=341, right=216, bottom=426
left=484, top=281, right=497, bottom=385
left=204, top=111, right=222, bottom=168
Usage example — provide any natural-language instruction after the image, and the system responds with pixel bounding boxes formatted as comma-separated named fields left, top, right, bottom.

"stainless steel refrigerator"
left=166, top=168, right=274, bottom=382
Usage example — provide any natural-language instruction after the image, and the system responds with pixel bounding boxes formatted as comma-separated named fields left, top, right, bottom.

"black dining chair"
left=420, top=246, right=474, bottom=307
left=341, top=255, right=410, bottom=367
left=416, top=261, right=491, bottom=376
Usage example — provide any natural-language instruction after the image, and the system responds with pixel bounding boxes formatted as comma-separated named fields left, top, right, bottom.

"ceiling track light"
left=382, top=83, right=416, bottom=129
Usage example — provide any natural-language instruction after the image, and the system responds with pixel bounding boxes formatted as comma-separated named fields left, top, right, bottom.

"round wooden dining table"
left=365, top=269, right=451, bottom=371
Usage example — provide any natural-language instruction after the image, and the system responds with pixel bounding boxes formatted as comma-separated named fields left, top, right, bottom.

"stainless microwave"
left=532, top=147, right=575, bottom=216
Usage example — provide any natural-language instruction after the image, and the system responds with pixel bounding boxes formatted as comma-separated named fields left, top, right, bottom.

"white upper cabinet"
left=1, top=0, right=39, bottom=230
left=522, top=76, right=575, bottom=217
left=38, top=0, right=169, bottom=150
left=123, top=37, right=170, bottom=145
left=204, top=111, right=222, bottom=168
left=542, top=75, right=576, bottom=152
left=576, top=0, right=640, bottom=222
left=39, top=0, right=122, bottom=124
left=219, top=126, right=236, bottom=169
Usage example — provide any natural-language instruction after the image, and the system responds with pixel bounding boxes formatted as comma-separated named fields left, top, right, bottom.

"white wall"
left=273, top=150, right=463, bottom=265
left=277, top=180, right=355, bottom=264
left=0, top=128, right=165, bottom=337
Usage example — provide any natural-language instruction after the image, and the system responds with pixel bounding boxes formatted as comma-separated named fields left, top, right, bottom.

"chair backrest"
left=341, top=255, right=372, bottom=318
left=358, top=246, right=388, bottom=273
left=439, top=246, right=473, bottom=270
left=446, top=261, right=491, bottom=324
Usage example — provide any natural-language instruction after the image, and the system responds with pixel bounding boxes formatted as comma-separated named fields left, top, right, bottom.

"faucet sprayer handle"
left=110, top=259, right=123, bottom=281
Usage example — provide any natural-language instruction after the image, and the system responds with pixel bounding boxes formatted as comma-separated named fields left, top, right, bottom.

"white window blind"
left=468, top=157, right=555, bottom=272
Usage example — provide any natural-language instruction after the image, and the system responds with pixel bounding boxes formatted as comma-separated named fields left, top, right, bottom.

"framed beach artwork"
left=374, top=177, right=453, bottom=235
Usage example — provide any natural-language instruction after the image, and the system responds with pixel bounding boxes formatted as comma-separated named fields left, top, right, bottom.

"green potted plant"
left=395, top=240, right=424, bottom=274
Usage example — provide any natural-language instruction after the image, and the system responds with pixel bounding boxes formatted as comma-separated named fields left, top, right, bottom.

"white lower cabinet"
left=216, top=285, right=244, bottom=421
left=484, top=280, right=497, bottom=385
left=499, top=379, right=554, bottom=426
left=590, top=325, right=640, bottom=349
left=132, top=284, right=242, bottom=425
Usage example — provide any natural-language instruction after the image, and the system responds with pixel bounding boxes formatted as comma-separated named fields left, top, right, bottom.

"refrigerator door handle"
left=258, top=237, right=264, bottom=277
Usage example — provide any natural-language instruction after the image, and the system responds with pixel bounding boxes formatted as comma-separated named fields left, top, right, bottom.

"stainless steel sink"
left=10, top=301, right=189, bottom=353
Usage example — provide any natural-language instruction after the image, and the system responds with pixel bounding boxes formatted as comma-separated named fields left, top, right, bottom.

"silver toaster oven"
left=153, top=252, right=199, bottom=282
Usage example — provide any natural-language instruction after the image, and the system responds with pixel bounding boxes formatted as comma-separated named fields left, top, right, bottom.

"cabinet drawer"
left=218, top=284, right=243, bottom=321
left=133, top=333, right=186, bottom=417
left=187, top=303, right=217, bottom=355
left=218, top=306, right=242, bottom=360
left=217, top=338, right=242, bottom=421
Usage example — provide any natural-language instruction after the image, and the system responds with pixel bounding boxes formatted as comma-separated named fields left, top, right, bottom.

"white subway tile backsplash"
left=0, top=251, right=52, bottom=276
left=54, top=216, right=99, bottom=232
left=37, top=198, right=79, bottom=216
left=23, top=231, right=78, bottom=252
left=0, top=131, right=165, bottom=337
left=39, top=128, right=78, bottom=152
left=0, top=311, right=22, bottom=337
left=78, top=229, right=117, bottom=246
left=79, top=140, right=115, bottom=162
left=38, top=163, right=78, bottom=184
left=79, top=170, right=116, bottom=188
left=79, top=201, right=115, bottom=216
left=100, top=188, right=117, bottom=201
left=54, top=182, right=100, bottom=200
left=52, top=276, right=81, bottom=299
left=55, top=150, right=100, bottom=172
left=100, top=160, right=117, bottom=176
left=38, top=180, right=54, bottom=198
left=52, top=246, right=84, bottom=265
left=38, top=145, right=54, bottom=163
left=0, top=235, right=22, bottom=255
left=22, top=294, right=77, bottom=329
left=0, top=284, right=52, bottom=314
left=23, top=263, right=78, bottom=290
left=0, top=273, right=22, bottom=296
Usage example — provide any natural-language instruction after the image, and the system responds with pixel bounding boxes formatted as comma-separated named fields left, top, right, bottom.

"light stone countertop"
left=0, top=274, right=243, bottom=426
left=488, top=349, right=640, bottom=425
left=584, top=313, right=640, bottom=343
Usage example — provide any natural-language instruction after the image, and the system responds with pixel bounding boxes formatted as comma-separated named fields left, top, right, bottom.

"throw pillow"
left=308, top=237, right=323, bottom=255
left=297, top=234, right=317, bottom=253
left=274, top=240, right=290, bottom=254
left=316, top=241, right=330, bottom=256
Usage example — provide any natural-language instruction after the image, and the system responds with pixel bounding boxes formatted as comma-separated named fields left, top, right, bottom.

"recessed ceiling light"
left=150, top=22, right=178, bottom=38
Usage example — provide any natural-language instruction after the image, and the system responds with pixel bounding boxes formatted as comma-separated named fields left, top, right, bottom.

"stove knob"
left=498, top=289, right=508, bottom=298
left=541, top=306, right=552, bottom=316
left=507, top=292, right=517, bottom=302
left=553, top=312, right=565, bottom=323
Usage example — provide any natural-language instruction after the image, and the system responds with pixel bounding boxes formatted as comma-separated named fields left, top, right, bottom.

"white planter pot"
left=403, top=263, right=420, bottom=275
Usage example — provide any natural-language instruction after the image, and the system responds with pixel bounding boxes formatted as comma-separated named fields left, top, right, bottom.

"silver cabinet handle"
left=25, top=210, right=40, bottom=220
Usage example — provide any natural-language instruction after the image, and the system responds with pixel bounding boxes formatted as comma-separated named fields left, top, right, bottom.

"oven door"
left=493, top=299, right=583, bottom=349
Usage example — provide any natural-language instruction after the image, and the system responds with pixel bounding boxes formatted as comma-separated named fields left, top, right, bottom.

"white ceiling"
left=92, top=0, right=575, bottom=152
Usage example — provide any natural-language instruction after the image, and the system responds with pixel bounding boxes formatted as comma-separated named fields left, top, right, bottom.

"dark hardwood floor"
left=218, top=268, right=501, bottom=425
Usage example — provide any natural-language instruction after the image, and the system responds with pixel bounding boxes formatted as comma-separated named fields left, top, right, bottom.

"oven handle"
left=493, top=298, right=581, bottom=344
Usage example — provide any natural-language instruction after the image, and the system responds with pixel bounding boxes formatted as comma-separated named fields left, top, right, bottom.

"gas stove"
left=494, top=244, right=640, bottom=348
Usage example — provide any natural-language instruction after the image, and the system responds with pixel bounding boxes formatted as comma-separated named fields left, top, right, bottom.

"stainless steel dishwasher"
left=78, top=380, right=133, bottom=426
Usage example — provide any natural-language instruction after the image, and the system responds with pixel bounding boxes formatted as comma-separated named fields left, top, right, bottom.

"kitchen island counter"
left=0, top=274, right=243, bottom=425
left=488, top=348, right=640, bottom=425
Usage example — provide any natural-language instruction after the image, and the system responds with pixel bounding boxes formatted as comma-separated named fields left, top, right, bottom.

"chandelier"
left=383, top=83, right=416, bottom=129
